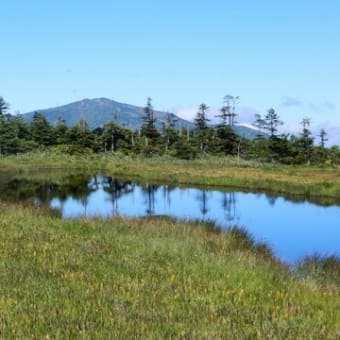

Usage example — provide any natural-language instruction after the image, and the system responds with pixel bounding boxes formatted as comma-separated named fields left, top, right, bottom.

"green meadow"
left=0, top=202, right=339, bottom=338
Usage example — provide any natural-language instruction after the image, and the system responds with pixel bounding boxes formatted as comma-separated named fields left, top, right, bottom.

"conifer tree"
left=223, top=95, right=239, bottom=126
left=319, top=129, right=328, bottom=148
left=300, top=118, right=313, bottom=164
left=141, top=97, right=159, bottom=141
left=162, top=113, right=178, bottom=151
left=0, top=97, right=9, bottom=116
left=30, top=112, right=55, bottom=146
left=264, top=108, right=283, bottom=138
left=194, top=103, right=210, bottom=153
left=253, top=113, right=266, bottom=139
left=215, top=104, right=238, bottom=155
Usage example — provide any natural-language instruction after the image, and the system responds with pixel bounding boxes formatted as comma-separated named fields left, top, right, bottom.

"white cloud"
left=174, top=105, right=221, bottom=124
left=175, top=106, right=198, bottom=122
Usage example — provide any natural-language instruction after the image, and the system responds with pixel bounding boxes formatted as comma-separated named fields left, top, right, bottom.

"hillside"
left=232, top=123, right=264, bottom=140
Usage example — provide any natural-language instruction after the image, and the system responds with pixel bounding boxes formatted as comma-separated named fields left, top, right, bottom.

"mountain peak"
left=21, top=98, right=193, bottom=131
left=20, top=98, right=264, bottom=139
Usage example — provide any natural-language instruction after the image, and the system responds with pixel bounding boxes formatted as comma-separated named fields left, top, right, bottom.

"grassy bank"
left=0, top=202, right=339, bottom=338
left=2, top=151, right=340, bottom=199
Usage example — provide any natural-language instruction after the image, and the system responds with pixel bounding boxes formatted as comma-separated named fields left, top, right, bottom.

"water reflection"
left=0, top=173, right=339, bottom=264
left=102, top=177, right=135, bottom=215
left=222, top=192, right=238, bottom=222
left=142, top=184, right=158, bottom=215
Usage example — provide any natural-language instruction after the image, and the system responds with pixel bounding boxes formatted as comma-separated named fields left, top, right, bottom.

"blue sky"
left=2, top=1, right=340, bottom=144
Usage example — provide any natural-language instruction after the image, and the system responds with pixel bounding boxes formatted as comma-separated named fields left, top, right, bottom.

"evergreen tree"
left=173, top=135, right=197, bottom=159
left=0, top=114, right=34, bottom=155
left=0, top=97, right=9, bottom=116
left=0, top=116, right=17, bottom=155
left=105, top=109, right=119, bottom=152
left=103, top=122, right=117, bottom=152
left=264, top=108, right=283, bottom=138
left=216, top=106, right=229, bottom=126
left=300, top=118, right=313, bottom=164
left=54, top=116, right=69, bottom=145
left=141, top=97, right=159, bottom=141
left=215, top=104, right=238, bottom=155
left=30, top=112, right=55, bottom=146
left=162, top=113, right=178, bottom=151
left=194, top=103, right=210, bottom=153
left=223, top=95, right=239, bottom=126
left=102, top=122, right=132, bottom=153
left=319, top=129, right=328, bottom=148
left=65, top=119, right=94, bottom=153
left=13, top=116, right=31, bottom=140
left=215, top=125, right=238, bottom=155
left=253, top=113, right=266, bottom=139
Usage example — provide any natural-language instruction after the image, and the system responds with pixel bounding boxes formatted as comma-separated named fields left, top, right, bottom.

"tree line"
left=0, top=96, right=339, bottom=165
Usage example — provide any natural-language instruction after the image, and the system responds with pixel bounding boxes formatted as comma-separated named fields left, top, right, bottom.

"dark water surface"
left=1, top=171, right=339, bottom=264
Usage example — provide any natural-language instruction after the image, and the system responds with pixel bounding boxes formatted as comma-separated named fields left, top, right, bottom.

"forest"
left=1, top=96, right=339, bottom=165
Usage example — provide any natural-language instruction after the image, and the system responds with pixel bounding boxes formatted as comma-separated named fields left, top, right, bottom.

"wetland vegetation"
left=0, top=202, right=339, bottom=338
left=2, top=151, right=340, bottom=199
left=0, top=158, right=339, bottom=337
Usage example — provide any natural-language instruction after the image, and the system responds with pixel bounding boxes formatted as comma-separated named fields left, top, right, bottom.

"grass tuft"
left=295, top=254, right=340, bottom=292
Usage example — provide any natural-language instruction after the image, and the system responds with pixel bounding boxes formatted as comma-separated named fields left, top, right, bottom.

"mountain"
left=21, top=98, right=194, bottom=131
left=21, top=98, right=264, bottom=139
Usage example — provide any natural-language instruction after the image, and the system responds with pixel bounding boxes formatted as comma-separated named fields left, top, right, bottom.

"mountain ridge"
left=21, top=98, right=263, bottom=139
left=21, top=97, right=194, bottom=131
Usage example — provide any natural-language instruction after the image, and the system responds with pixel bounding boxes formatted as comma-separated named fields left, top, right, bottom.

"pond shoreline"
left=0, top=171, right=339, bottom=264
left=1, top=152, right=340, bottom=199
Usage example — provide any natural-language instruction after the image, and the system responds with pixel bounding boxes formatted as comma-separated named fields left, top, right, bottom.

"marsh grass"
left=2, top=152, right=340, bottom=199
left=0, top=202, right=339, bottom=338
left=295, top=254, right=340, bottom=293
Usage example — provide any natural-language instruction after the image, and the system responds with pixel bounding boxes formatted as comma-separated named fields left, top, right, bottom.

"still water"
left=1, top=173, right=339, bottom=264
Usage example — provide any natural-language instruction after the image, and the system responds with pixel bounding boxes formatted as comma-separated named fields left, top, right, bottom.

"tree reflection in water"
left=222, top=192, right=238, bottom=222
left=102, top=176, right=135, bottom=215
left=197, top=189, right=209, bottom=216
left=142, top=184, right=159, bottom=215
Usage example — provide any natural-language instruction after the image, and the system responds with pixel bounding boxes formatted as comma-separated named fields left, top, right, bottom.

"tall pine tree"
left=194, top=103, right=210, bottom=154
left=141, top=97, right=159, bottom=141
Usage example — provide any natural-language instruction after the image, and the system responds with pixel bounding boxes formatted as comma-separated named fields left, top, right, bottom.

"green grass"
left=1, top=151, right=340, bottom=199
left=295, top=254, right=340, bottom=292
left=0, top=202, right=339, bottom=338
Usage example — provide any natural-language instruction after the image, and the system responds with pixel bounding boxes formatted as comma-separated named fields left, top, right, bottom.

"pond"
left=1, top=172, right=339, bottom=264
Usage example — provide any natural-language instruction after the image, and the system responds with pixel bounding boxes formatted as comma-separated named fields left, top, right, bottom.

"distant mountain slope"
left=233, top=123, right=268, bottom=140
left=21, top=98, right=264, bottom=139
left=21, top=98, right=194, bottom=131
